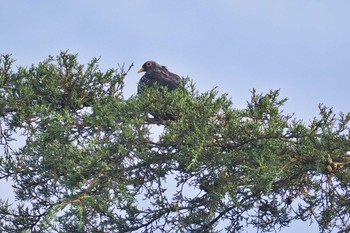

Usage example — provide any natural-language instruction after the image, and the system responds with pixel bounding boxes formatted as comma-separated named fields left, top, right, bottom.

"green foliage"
left=0, top=52, right=350, bottom=232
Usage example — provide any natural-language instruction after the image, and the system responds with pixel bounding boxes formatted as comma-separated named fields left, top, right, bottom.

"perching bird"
left=137, top=60, right=182, bottom=122
left=137, top=60, right=182, bottom=94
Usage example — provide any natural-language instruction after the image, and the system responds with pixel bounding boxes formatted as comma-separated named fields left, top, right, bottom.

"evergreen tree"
left=0, top=52, right=349, bottom=232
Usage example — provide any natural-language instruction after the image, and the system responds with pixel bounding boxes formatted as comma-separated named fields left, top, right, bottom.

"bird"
left=137, top=61, right=182, bottom=122
left=137, top=60, right=182, bottom=94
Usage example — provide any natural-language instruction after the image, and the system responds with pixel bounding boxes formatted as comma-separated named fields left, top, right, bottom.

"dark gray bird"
left=137, top=60, right=182, bottom=94
left=137, top=61, right=182, bottom=122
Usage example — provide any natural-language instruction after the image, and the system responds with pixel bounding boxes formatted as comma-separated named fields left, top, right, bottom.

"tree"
left=0, top=52, right=350, bottom=233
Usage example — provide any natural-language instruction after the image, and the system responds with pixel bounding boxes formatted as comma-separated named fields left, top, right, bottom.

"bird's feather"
left=137, top=66, right=181, bottom=94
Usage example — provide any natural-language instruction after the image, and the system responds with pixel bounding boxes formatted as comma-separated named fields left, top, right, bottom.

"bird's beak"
left=137, top=67, right=144, bottom=73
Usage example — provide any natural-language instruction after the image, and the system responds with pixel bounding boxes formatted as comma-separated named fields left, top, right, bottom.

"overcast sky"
left=2, top=1, right=350, bottom=232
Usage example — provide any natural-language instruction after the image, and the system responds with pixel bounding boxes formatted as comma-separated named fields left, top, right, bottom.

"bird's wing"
left=149, top=69, right=181, bottom=91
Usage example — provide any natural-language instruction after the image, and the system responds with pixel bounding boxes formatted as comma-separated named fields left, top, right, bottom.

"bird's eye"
left=146, top=62, right=152, bottom=67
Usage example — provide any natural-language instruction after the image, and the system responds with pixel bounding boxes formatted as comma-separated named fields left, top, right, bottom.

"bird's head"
left=137, top=61, right=163, bottom=73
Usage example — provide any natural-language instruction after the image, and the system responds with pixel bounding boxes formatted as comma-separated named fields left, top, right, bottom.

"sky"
left=1, top=0, right=350, bottom=232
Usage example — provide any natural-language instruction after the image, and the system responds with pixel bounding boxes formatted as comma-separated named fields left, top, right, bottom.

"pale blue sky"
left=2, top=1, right=350, bottom=232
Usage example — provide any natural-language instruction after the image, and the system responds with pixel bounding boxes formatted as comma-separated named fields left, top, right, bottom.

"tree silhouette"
left=0, top=52, right=349, bottom=232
